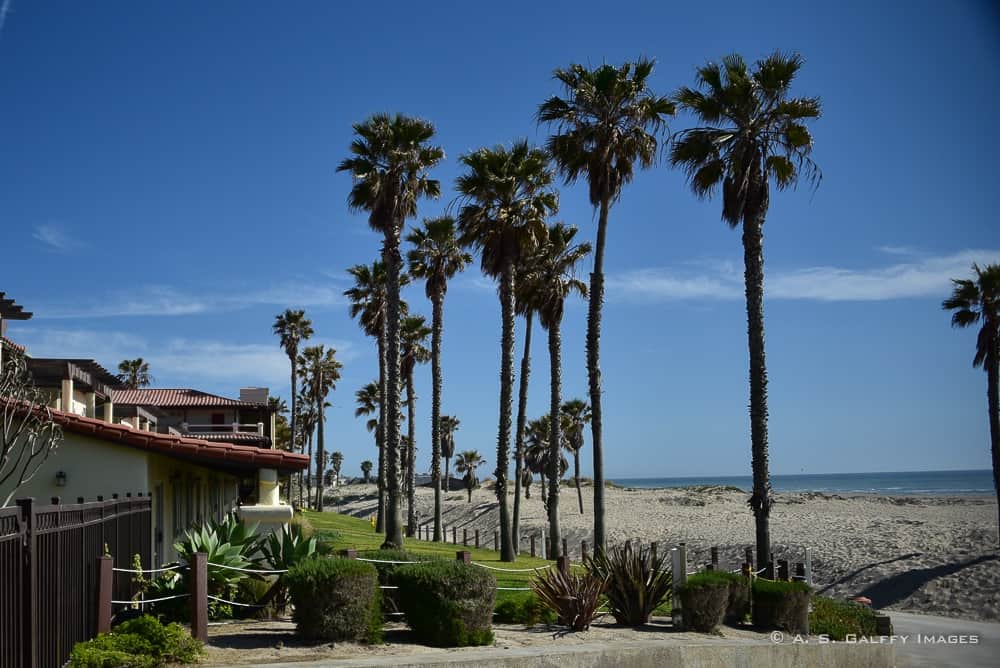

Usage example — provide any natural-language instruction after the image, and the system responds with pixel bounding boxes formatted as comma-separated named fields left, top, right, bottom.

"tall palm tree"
left=440, top=414, right=459, bottom=492
left=455, top=450, right=485, bottom=503
left=116, top=358, right=153, bottom=389
left=524, top=415, right=568, bottom=508
left=511, top=258, right=539, bottom=552
left=670, top=52, right=821, bottom=567
left=298, top=345, right=342, bottom=511
left=943, top=263, right=1000, bottom=545
left=400, top=315, right=432, bottom=537
left=456, top=140, right=559, bottom=562
left=407, top=216, right=472, bottom=542
left=345, top=263, right=409, bottom=532
left=295, top=394, right=318, bottom=506
left=539, top=59, right=674, bottom=554
left=331, top=451, right=344, bottom=486
left=339, top=114, right=443, bottom=549
left=273, top=309, right=314, bottom=507
left=520, top=223, right=590, bottom=556
left=561, top=398, right=592, bottom=514
left=361, top=460, right=374, bottom=484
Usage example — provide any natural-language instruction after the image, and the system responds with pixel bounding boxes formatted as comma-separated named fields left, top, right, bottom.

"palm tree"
left=400, top=315, right=432, bottom=536
left=361, top=460, right=374, bottom=484
left=295, top=395, right=318, bottom=505
left=345, top=263, right=409, bottom=532
left=524, top=415, right=569, bottom=508
left=561, top=398, right=592, bottom=514
left=116, top=358, right=153, bottom=389
left=298, top=345, right=342, bottom=511
left=407, top=216, right=472, bottom=542
left=511, top=257, right=539, bottom=552
left=670, top=52, right=821, bottom=568
left=269, top=396, right=291, bottom=451
left=331, top=451, right=344, bottom=486
left=943, top=263, right=1000, bottom=545
left=520, top=223, right=590, bottom=557
left=440, top=414, right=459, bottom=492
left=339, top=114, right=443, bottom=549
left=539, top=59, right=674, bottom=555
left=456, top=140, right=558, bottom=562
left=273, top=309, right=314, bottom=507
left=455, top=450, right=485, bottom=503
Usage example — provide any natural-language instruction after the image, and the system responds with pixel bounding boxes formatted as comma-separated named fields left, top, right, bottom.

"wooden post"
left=562, top=537, right=568, bottom=559
left=581, top=540, right=589, bottom=563
left=452, top=527, right=457, bottom=544
left=18, top=498, right=37, bottom=668
left=793, top=562, right=806, bottom=582
left=764, top=561, right=775, bottom=580
left=804, top=547, right=813, bottom=587
left=777, top=559, right=789, bottom=581
left=190, top=552, right=208, bottom=642
left=556, top=556, right=570, bottom=578
left=671, top=544, right=687, bottom=630
left=711, top=546, right=719, bottom=570
left=650, top=541, right=658, bottom=567
left=494, top=530, right=499, bottom=551
left=745, top=546, right=754, bottom=569
left=474, top=529, right=480, bottom=548
left=530, top=534, right=536, bottom=557
left=741, top=562, right=751, bottom=578
left=97, top=555, right=113, bottom=634
left=541, top=531, right=547, bottom=560
left=456, top=550, right=471, bottom=564
left=341, top=549, right=357, bottom=559
left=463, top=529, right=468, bottom=546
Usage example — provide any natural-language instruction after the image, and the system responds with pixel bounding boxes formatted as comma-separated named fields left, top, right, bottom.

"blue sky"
left=2, top=1, right=998, bottom=478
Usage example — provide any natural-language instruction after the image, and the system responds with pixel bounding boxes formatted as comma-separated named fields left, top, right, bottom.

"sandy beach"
left=326, top=481, right=999, bottom=622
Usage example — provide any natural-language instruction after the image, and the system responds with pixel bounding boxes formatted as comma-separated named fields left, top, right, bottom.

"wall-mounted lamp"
left=55, top=471, right=67, bottom=487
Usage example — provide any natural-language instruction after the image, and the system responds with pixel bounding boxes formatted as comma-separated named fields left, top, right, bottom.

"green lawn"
left=303, top=510, right=565, bottom=596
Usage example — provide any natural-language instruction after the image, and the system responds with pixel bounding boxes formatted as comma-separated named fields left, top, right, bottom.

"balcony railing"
left=181, top=422, right=265, bottom=436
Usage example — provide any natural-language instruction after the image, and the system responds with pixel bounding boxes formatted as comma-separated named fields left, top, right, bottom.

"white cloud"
left=32, top=224, right=84, bottom=253
left=0, top=0, right=11, bottom=42
left=606, top=249, right=1000, bottom=302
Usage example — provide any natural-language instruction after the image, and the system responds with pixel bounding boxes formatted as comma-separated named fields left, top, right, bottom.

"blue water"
left=612, top=469, right=994, bottom=496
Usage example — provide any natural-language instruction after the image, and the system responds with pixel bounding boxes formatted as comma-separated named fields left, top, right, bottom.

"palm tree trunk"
left=431, top=291, right=444, bottom=542
left=445, top=456, right=451, bottom=493
left=496, top=261, right=516, bottom=561
left=743, top=210, right=772, bottom=570
left=406, top=371, right=417, bottom=537
left=574, top=452, right=583, bottom=514
left=306, top=430, right=314, bottom=509
left=376, top=332, right=387, bottom=533
left=383, top=233, right=405, bottom=549
left=512, top=312, right=533, bottom=554
left=587, top=197, right=610, bottom=554
left=315, top=402, right=325, bottom=512
left=547, top=319, right=563, bottom=559
left=290, top=359, right=300, bottom=508
left=540, top=471, right=547, bottom=506
left=988, top=337, right=1000, bottom=548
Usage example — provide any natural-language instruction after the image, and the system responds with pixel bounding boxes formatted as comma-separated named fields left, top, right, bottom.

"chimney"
left=239, top=387, right=269, bottom=405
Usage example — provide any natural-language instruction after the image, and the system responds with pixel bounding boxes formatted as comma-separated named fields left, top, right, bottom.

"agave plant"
left=587, top=541, right=672, bottom=626
left=530, top=567, right=607, bottom=631
left=173, top=513, right=262, bottom=600
left=257, top=523, right=318, bottom=612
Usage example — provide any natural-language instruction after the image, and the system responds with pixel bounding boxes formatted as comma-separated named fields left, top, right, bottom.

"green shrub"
left=587, top=542, right=672, bottom=626
left=494, top=593, right=557, bottom=626
left=724, top=572, right=750, bottom=625
left=810, top=596, right=877, bottom=640
left=396, top=560, right=496, bottom=647
left=285, top=558, right=382, bottom=643
left=359, top=549, right=440, bottom=617
left=752, top=578, right=811, bottom=634
left=68, top=615, right=202, bottom=668
left=679, top=571, right=732, bottom=632
left=531, top=567, right=607, bottom=632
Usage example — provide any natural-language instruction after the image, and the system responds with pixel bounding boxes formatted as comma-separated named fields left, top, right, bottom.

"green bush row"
left=285, top=557, right=383, bottom=644
left=396, top=560, right=496, bottom=647
left=809, top=595, right=877, bottom=640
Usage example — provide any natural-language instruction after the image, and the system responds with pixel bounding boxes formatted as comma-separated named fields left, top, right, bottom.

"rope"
left=379, top=586, right=399, bottom=590
left=496, top=587, right=533, bottom=591
left=111, top=594, right=189, bottom=605
left=112, top=564, right=185, bottom=574
left=471, top=562, right=552, bottom=572
left=208, top=563, right=289, bottom=574
left=207, top=595, right=265, bottom=608
left=356, top=558, right=420, bottom=565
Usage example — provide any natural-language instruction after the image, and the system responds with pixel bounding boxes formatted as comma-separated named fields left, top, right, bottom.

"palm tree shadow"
left=856, top=554, right=997, bottom=609
left=816, top=552, right=922, bottom=595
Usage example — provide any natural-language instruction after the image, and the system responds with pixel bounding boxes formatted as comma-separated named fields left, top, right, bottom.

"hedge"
left=285, top=557, right=382, bottom=643
left=396, top=560, right=496, bottom=647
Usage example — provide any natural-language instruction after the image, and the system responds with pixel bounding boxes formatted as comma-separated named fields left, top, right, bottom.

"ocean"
left=612, top=469, right=995, bottom=496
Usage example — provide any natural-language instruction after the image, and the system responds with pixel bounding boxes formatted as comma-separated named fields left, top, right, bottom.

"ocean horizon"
left=611, top=469, right=995, bottom=496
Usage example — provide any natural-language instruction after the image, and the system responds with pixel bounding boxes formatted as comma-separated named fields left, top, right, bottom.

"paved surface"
left=891, top=611, right=1000, bottom=668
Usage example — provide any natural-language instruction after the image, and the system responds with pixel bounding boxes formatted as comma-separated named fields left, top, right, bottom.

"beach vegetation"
left=455, top=449, right=485, bottom=503
left=297, top=345, right=342, bottom=511
left=68, top=615, right=202, bottom=668
left=560, top=398, right=592, bottom=513
left=588, top=540, right=672, bottom=626
left=670, top=53, right=821, bottom=568
left=285, top=557, right=382, bottom=643
left=751, top=577, right=811, bottom=634
left=359, top=548, right=439, bottom=616
left=494, top=592, right=558, bottom=626
left=531, top=565, right=607, bottom=631
left=809, top=595, right=877, bottom=640
left=272, top=309, right=314, bottom=508
left=396, top=560, right=496, bottom=647
left=440, top=414, right=460, bottom=493
left=679, top=570, right=732, bottom=632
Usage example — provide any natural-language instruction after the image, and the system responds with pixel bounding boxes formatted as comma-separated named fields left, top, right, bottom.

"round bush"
left=396, top=560, right=496, bottom=647
left=285, top=557, right=382, bottom=643
left=752, top=578, right=811, bottom=634
left=358, top=549, right=439, bottom=617
left=679, top=571, right=732, bottom=632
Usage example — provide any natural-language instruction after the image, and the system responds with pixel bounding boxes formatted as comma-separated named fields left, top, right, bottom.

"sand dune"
left=326, top=482, right=999, bottom=622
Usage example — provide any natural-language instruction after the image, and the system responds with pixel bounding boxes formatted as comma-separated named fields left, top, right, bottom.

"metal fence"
left=0, top=495, right=151, bottom=668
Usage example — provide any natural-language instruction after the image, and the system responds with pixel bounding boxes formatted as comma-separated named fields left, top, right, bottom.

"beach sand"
left=326, top=481, right=999, bottom=622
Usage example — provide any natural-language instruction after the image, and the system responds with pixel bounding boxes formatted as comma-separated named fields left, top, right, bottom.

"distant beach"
left=612, top=469, right=995, bottom=496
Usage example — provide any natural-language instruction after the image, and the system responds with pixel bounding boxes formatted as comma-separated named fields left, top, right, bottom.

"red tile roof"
left=112, top=388, right=268, bottom=409
left=46, top=408, right=307, bottom=473
left=186, top=431, right=271, bottom=445
left=1, top=336, right=25, bottom=353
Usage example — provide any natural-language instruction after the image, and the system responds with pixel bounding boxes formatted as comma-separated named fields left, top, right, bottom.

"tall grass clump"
left=588, top=542, right=672, bottom=626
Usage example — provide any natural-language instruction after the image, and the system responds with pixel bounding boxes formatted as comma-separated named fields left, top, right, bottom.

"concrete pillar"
left=258, top=468, right=280, bottom=506
left=269, top=412, right=277, bottom=448
left=61, top=378, right=74, bottom=414
left=103, top=401, right=114, bottom=423
left=85, top=392, right=97, bottom=418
